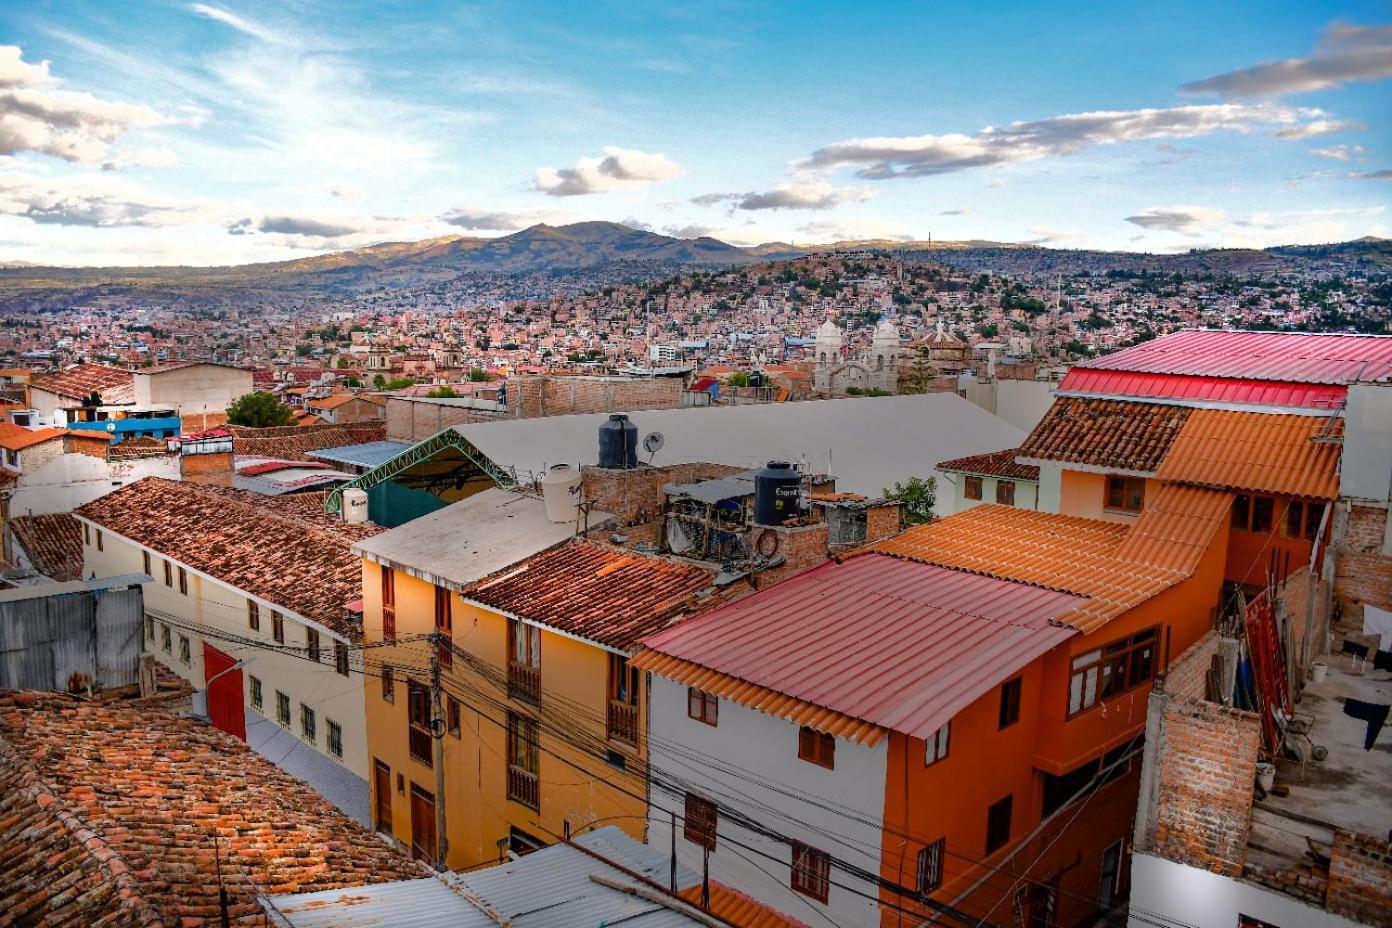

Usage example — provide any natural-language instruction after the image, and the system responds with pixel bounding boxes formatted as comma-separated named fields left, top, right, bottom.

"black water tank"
left=754, top=460, right=802, bottom=526
left=597, top=414, right=638, bottom=469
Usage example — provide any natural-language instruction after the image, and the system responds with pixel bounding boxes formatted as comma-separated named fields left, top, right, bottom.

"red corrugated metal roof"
left=639, top=555, right=1080, bottom=740
left=1058, top=368, right=1348, bottom=409
left=1078, top=330, right=1392, bottom=385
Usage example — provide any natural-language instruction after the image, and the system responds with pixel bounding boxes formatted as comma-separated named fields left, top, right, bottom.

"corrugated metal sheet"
left=0, top=581, right=144, bottom=691
left=265, top=827, right=705, bottom=928
left=638, top=555, right=1080, bottom=741
left=1076, top=330, right=1392, bottom=384
left=1155, top=409, right=1343, bottom=499
left=1057, top=368, right=1348, bottom=410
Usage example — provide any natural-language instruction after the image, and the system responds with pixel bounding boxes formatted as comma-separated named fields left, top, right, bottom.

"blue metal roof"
left=305, top=440, right=411, bottom=469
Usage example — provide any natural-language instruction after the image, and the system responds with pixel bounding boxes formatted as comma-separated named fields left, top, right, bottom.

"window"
left=249, top=675, right=263, bottom=710
left=84, top=523, right=90, bottom=545
left=272, top=611, right=284, bottom=644
left=177, top=566, right=187, bottom=595
left=408, top=680, right=433, bottom=767
left=683, top=792, right=717, bottom=850
left=917, top=838, right=945, bottom=894
left=326, top=719, right=342, bottom=758
left=335, top=641, right=349, bottom=676
left=381, top=665, right=395, bottom=702
left=301, top=704, right=316, bottom=743
left=791, top=842, right=831, bottom=903
left=998, top=677, right=1022, bottom=729
left=1105, top=476, right=1145, bottom=513
left=248, top=601, right=260, bottom=632
left=446, top=696, right=461, bottom=737
left=142, top=550, right=151, bottom=576
left=1099, top=839, right=1122, bottom=909
left=96, top=530, right=103, bottom=552
left=307, top=628, right=321, bottom=662
left=161, top=623, right=172, bottom=654
left=607, top=653, right=640, bottom=744
left=276, top=691, right=291, bottom=727
left=506, top=712, right=540, bottom=809
left=433, top=585, right=453, bottom=667
left=507, top=619, right=541, bottom=704
left=986, top=795, right=1013, bottom=853
left=145, top=615, right=154, bottom=642
left=798, top=726, right=835, bottom=769
left=1282, top=500, right=1326, bottom=541
left=688, top=688, right=719, bottom=726
left=964, top=476, right=983, bottom=501
left=1251, top=495, right=1274, bottom=533
left=164, top=560, right=172, bottom=586
left=995, top=480, right=1016, bottom=506
left=381, top=567, right=396, bottom=641
left=1232, top=494, right=1250, bottom=530
left=1067, top=627, right=1159, bottom=716
left=178, top=635, right=190, bottom=665
left=924, top=721, right=950, bottom=766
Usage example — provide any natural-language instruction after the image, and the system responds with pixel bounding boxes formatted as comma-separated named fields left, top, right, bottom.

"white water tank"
left=342, top=488, right=369, bottom=524
left=541, top=464, right=582, bottom=523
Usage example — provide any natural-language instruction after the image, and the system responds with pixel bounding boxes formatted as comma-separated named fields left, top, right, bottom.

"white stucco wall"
left=945, top=472, right=1040, bottom=513
left=1129, top=853, right=1368, bottom=928
left=133, top=364, right=252, bottom=415
left=1342, top=383, right=1392, bottom=505
left=76, top=523, right=369, bottom=782
left=9, top=452, right=180, bottom=516
left=646, top=676, right=887, bottom=928
left=1035, top=460, right=1063, bottom=513
left=995, top=379, right=1056, bottom=433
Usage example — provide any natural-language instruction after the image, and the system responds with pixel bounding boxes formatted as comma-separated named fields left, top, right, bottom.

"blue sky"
left=1, top=1, right=1389, bottom=265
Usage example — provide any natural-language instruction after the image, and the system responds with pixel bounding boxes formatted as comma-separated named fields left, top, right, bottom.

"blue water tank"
left=597, top=414, right=639, bottom=469
left=754, top=460, right=801, bottom=526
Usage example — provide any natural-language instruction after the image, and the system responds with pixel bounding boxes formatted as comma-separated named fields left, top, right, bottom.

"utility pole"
left=429, top=632, right=449, bottom=870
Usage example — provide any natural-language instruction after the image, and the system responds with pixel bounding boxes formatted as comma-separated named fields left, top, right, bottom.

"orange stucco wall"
left=362, top=562, right=647, bottom=869
left=1057, top=471, right=1163, bottom=524
left=1224, top=495, right=1314, bottom=589
left=878, top=498, right=1228, bottom=926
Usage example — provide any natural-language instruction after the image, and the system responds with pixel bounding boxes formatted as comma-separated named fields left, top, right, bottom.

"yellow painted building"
left=356, top=490, right=716, bottom=869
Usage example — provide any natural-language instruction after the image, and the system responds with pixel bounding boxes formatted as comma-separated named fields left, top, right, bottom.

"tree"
left=726, top=371, right=751, bottom=388
left=883, top=476, right=937, bottom=526
left=426, top=386, right=460, bottom=398
left=226, top=391, right=294, bottom=428
left=336, top=357, right=351, bottom=369
left=468, top=367, right=491, bottom=382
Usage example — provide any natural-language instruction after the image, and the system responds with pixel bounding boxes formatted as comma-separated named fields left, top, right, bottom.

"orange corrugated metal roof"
left=629, top=651, right=888, bottom=746
left=871, top=499, right=1227, bottom=635
left=1155, top=409, right=1342, bottom=499
left=678, top=882, right=813, bottom=928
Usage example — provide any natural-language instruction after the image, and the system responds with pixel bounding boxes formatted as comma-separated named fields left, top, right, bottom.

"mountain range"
left=0, top=222, right=1387, bottom=312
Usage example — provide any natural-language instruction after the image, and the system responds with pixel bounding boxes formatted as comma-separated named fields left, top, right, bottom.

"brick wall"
left=580, top=462, right=740, bottom=527
left=19, top=437, right=64, bottom=474
left=1143, top=694, right=1260, bottom=876
left=864, top=504, right=901, bottom=544
left=1334, top=504, right=1392, bottom=615
left=180, top=450, right=234, bottom=485
left=1161, top=630, right=1220, bottom=701
left=506, top=375, right=682, bottom=419
left=747, top=523, right=830, bottom=589
left=1327, top=831, right=1392, bottom=927
left=384, top=396, right=504, bottom=443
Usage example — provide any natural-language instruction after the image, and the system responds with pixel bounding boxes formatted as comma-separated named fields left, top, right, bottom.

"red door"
left=203, top=643, right=246, bottom=740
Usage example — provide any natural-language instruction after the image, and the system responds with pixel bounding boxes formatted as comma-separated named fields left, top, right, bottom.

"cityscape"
left=1, top=3, right=1391, bottom=928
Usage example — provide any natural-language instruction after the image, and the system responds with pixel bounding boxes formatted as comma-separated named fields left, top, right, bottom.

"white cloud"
left=440, top=206, right=557, bottom=231
left=1273, top=119, right=1358, bottom=139
left=0, top=171, right=206, bottom=227
left=801, top=104, right=1325, bottom=179
left=1124, top=205, right=1227, bottom=233
left=1310, top=144, right=1365, bottom=161
left=0, top=45, right=52, bottom=88
left=798, top=217, right=914, bottom=243
left=330, top=184, right=362, bottom=200
left=695, top=181, right=871, bottom=211
left=187, top=3, right=288, bottom=46
left=1023, top=227, right=1084, bottom=246
left=534, top=146, right=682, bottom=196
left=102, top=146, right=181, bottom=170
left=1349, top=169, right=1392, bottom=180
left=1182, top=23, right=1392, bottom=98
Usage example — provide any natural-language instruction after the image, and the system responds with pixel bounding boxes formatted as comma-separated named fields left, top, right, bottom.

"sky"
left=1, top=1, right=1390, bottom=266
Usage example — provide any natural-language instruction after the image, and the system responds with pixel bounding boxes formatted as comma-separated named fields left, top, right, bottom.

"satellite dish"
left=643, top=431, right=665, bottom=455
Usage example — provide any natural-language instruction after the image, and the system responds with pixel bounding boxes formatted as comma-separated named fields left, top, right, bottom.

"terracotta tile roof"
left=936, top=448, right=1040, bottom=481
left=0, top=423, right=67, bottom=452
left=305, top=393, right=358, bottom=411
left=678, top=882, right=813, bottom=928
left=230, top=422, right=387, bottom=461
left=871, top=497, right=1227, bottom=634
left=74, top=478, right=381, bottom=637
left=1155, top=409, right=1342, bottom=499
left=468, top=541, right=715, bottom=651
left=8, top=513, right=83, bottom=581
left=0, top=691, right=425, bottom=928
left=1017, top=397, right=1192, bottom=473
left=30, top=364, right=135, bottom=404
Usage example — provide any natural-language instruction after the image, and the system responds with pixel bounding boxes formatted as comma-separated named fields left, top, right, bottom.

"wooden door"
left=409, top=783, right=436, bottom=863
left=373, top=760, right=392, bottom=834
left=202, top=643, right=246, bottom=740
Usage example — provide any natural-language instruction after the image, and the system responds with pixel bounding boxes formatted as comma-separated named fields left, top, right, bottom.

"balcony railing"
left=508, top=662, right=540, bottom=705
left=607, top=700, right=639, bottom=746
left=408, top=725, right=433, bottom=767
left=507, top=764, right=539, bottom=809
